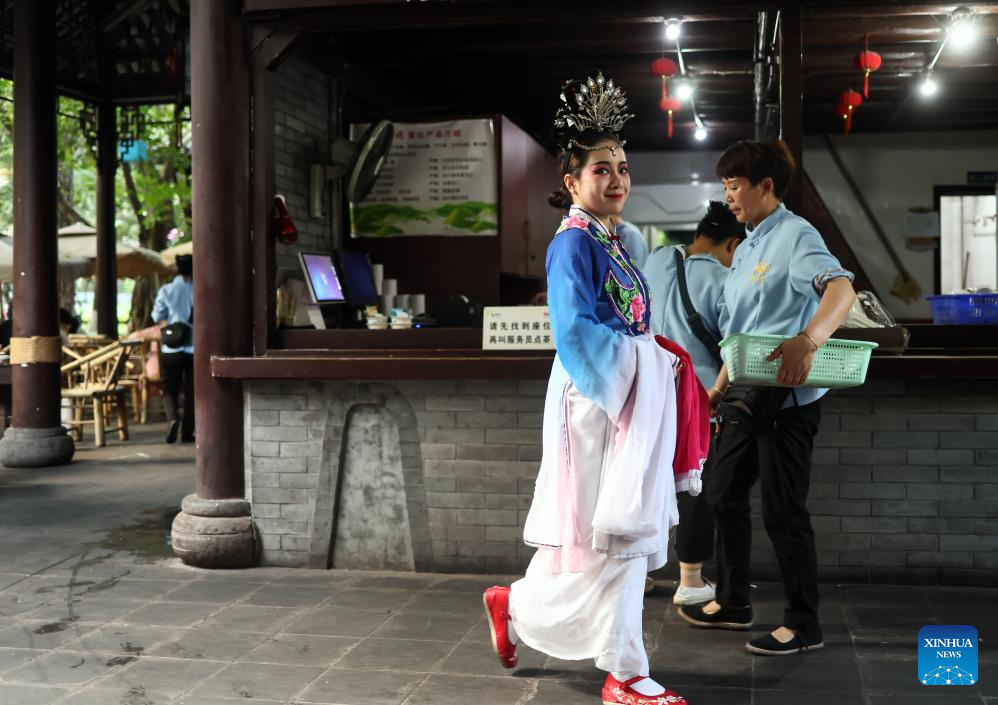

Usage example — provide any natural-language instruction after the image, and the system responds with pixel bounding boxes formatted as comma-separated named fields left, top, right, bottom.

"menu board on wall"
left=350, top=119, right=498, bottom=238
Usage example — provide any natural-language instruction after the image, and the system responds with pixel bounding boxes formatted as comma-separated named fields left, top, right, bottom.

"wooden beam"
left=95, top=101, right=118, bottom=338
left=100, top=0, right=157, bottom=34
left=243, top=0, right=764, bottom=24
left=780, top=2, right=804, bottom=211
left=250, top=26, right=277, bottom=356
left=250, top=22, right=307, bottom=71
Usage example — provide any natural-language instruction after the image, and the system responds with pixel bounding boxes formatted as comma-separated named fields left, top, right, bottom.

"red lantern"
left=838, top=90, right=863, bottom=135
left=651, top=57, right=678, bottom=103
left=660, top=95, right=682, bottom=138
left=853, top=34, right=882, bottom=98
left=651, top=58, right=678, bottom=80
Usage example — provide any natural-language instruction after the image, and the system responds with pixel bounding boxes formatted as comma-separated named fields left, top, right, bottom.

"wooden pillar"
left=779, top=2, right=803, bottom=212
left=252, top=46, right=275, bottom=357
left=171, top=0, right=255, bottom=567
left=96, top=101, right=118, bottom=338
left=0, top=0, right=74, bottom=467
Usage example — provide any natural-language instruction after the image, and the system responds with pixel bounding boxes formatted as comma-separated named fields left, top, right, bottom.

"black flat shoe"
left=678, top=603, right=754, bottom=630
left=166, top=421, right=180, bottom=444
left=745, top=631, right=824, bottom=656
left=181, top=435, right=195, bottom=444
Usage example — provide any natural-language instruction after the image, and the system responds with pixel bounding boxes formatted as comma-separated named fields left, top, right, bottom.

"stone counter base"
left=244, top=378, right=998, bottom=586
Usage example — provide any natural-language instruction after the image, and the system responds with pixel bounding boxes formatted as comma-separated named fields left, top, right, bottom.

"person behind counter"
left=644, top=200, right=744, bottom=606
left=678, top=139, right=856, bottom=657
left=152, top=254, right=195, bottom=444
left=481, top=72, right=689, bottom=705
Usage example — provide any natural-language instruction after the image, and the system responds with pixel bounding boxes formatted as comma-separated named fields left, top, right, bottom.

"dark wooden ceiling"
left=304, top=1, right=998, bottom=151
left=0, top=0, right=189, bottom=103
left=2, top=0, right=995, bottom=151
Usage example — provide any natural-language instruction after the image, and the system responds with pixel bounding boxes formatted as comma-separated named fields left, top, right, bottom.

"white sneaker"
left=672, top=578, right=716, bottom=605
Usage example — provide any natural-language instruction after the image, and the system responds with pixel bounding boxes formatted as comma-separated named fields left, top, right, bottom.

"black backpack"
left=672, top=248, right=722, bottom=367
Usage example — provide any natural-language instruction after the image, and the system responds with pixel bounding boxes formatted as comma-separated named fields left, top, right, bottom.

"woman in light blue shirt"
left=678, top=140, right=856, bottom=658
left=645, top=201, right=743, bottom=606
left=152, top=254, right=195, bottom=444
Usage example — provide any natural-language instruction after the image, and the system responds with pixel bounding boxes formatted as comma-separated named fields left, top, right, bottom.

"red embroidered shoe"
left=602, top=675, right=688, bottom=705
left=482, top=586, right=517, bottom=668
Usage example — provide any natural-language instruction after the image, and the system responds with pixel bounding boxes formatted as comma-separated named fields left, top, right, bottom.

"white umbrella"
left=160, top=240, right=193, bottom=267
left=56, top=229, right=172, bottom=279
left=4, top=223, right=172, bottom=280
left=0, top=234, right=92, bottom=282
left=57, top=222, right=97, bottom=236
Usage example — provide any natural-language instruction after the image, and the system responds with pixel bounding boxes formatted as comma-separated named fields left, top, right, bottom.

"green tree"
left=0, top=78, right=191, bottom=329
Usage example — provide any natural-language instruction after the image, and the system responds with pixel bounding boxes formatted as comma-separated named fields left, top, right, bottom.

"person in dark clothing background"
left=0, top=304, right=12, bottom=348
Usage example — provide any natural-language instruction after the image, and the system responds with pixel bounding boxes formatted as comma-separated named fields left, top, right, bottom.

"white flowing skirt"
left=509, top=385, right=650, bottom=676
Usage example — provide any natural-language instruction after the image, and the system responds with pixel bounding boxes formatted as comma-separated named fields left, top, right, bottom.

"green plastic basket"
left=719, top=333, right=878, bottom=389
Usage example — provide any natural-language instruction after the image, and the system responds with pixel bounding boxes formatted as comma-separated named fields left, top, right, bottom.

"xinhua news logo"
left=918, top=625, right=978, bottom=686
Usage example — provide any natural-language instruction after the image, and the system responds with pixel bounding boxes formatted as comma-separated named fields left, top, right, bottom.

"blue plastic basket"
left=925, top=294, right=998, bottom=325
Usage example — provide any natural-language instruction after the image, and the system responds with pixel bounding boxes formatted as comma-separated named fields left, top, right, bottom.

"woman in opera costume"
left=481, top=72, right=707, bottom=705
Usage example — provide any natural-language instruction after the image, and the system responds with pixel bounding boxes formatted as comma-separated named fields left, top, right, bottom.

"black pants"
left=160, top=351, right=194, bottom=439
left=675, top=434, right=717, bottom=563
left=704, top=398, right=822, bottom=642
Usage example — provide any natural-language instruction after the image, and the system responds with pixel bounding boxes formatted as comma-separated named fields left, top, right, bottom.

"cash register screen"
left=337, top=250, right=379, bottom=306
left=298, top=252, right=346, bottom=304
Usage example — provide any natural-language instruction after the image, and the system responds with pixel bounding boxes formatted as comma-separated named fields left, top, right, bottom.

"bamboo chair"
left=60, top=340, right=136, bottom=447
left=118, top=338, right=158, bottom=424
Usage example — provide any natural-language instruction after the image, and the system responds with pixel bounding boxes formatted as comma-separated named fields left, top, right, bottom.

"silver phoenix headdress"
left=553, top=71, right=634, bottom=154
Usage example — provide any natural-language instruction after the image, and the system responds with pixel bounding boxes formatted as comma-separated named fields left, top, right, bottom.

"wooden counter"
left=212, top=324, right=998, bottom=381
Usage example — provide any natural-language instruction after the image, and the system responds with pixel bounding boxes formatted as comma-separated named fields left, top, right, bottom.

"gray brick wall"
left=273, top=56, right=335, bottom=270
left=244, top=378, right=998, bottom=585
left=793, top=379, right=998, bottom=586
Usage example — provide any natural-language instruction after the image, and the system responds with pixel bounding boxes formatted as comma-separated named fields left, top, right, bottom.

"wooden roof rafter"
left=0, top=0, right=189, bottom=103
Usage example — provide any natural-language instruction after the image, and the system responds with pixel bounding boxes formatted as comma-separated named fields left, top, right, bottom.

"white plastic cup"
left=409, top=294, right=426, bottom=315
left=381, top=278, right=398, bottom=297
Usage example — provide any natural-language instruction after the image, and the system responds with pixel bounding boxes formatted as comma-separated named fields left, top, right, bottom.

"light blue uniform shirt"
left=720, top=203, right=853, bottom=406
left=616, top=221, right=649, bottom=269
left=645, top=244, right=726, bottom=392
left=152, top=275, right=194, bottom=354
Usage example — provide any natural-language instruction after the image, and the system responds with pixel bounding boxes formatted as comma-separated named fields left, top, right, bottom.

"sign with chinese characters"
left=350, top=119, right=498, bottom=238
left=482, top=307, right=554, bottom=351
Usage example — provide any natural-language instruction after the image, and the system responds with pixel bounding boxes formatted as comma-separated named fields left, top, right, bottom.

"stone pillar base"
left=0, top=427, right=75, bottom=468
left=171, top=494, right=258, bottom=568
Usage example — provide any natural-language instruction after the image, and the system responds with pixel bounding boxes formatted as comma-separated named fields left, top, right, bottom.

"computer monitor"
left=297, top=252, right=346, bottom=304
left=336, top=250, right=379, bottom=307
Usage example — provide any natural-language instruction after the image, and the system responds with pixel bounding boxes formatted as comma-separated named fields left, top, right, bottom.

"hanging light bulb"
left=664, top=18, right=681, bottom=41
left=675, top=80, right=694, bottom=101
left=919, top=72, right=938, bottom=97
left=949, top=8, right=977, bottom=48
left=694, top=126, right=708, bottom=141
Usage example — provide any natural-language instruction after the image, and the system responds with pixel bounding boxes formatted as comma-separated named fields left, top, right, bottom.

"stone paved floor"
left=0, top=425, right=995, bottom=704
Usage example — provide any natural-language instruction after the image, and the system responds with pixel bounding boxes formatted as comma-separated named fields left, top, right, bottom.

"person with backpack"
left=643, top=200, right=744, bottom=606
left=152, top=253, right=194, bottom=444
